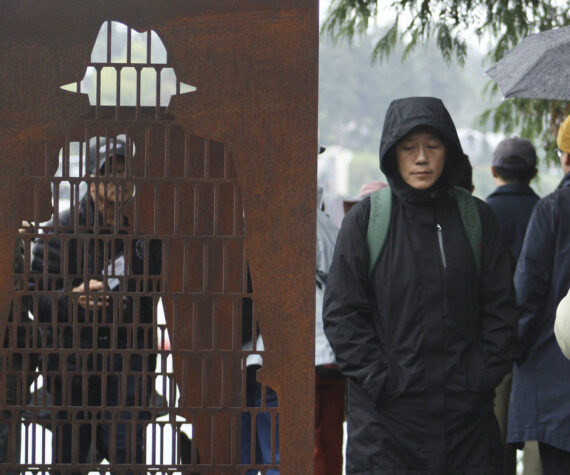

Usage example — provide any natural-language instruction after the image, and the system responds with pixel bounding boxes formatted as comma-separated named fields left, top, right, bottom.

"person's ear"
left=491, top=166, right=499, bottom=178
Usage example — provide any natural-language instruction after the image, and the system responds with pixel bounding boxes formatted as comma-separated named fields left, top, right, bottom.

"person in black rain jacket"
left=323, top=97, right=518, bottom=474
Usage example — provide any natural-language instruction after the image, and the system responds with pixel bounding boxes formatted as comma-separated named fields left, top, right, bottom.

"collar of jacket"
left=559, top=171, right=570, bottom=190
left=388, top=172, right=451, bottom=206
left=487, top=183, right=538, bottom=198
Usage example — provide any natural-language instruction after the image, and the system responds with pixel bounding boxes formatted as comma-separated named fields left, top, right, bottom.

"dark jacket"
left=507, top=172, right=570, bottom=452
left=323, top=97, right=518, bottom=474
left=29, top=194, right=161, bottom=376
left=486, top=183, right=539, bottom=259
left=2, top=238, right=35, bottom=407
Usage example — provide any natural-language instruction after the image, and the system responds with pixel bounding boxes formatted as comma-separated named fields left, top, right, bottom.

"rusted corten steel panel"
left=0, top=1, right=318, bottom=473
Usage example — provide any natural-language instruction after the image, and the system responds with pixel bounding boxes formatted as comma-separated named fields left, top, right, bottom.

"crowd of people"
left=1, top=97, right=570, bottom=475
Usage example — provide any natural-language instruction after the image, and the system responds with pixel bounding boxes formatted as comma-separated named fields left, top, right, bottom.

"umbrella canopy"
left=486, top=25, right=570, bottom=101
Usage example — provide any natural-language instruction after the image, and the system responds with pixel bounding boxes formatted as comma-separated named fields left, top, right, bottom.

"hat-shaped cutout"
left=61, top=21, right=196, bottom=107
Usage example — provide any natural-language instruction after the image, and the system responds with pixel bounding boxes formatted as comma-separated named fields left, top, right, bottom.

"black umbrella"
left=486, top=25, right=570, bottom=101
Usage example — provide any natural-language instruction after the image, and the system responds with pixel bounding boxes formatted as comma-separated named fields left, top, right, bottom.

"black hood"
left=379, top=97, right=466, bottom=200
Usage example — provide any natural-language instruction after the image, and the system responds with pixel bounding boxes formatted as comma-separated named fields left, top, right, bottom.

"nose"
left=415, top=145, right=428, bottom=164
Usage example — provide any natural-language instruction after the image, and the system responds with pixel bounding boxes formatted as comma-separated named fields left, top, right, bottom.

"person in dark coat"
left=485, top=136, right=540, bottom=475
left=507, top=115, right=570, bottom=474
left=28, top=137, right=161, bottom=473
left=486, top=136, right=540, bottom=260
left=323, top=96, right=518, bottom=474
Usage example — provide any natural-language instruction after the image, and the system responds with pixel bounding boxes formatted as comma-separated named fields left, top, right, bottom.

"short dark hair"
left=493, top=166, right=536, bottom=184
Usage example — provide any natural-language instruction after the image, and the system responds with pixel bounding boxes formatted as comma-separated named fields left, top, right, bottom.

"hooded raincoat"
left=323, top=97, right=518, bottom=474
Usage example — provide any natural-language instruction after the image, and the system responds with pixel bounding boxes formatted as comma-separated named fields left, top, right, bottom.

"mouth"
left=412, top=171, right=432, bottom=177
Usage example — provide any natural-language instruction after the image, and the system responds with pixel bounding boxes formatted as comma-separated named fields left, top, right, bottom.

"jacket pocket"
left=366, top=360, right=408, bottom=405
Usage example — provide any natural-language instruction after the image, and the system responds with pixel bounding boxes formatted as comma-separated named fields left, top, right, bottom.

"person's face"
left=89, top=155, right=135, bottom=221
left=559, top=149, right=570, bottom=175
left=395, top=130, right=446, bottom=190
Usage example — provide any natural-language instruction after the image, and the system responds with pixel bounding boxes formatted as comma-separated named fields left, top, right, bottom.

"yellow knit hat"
left=557, top=115, right=570, bottom=153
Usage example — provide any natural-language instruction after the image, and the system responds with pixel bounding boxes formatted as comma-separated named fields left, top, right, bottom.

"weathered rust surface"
left=0, top=1, right=318, bottom=473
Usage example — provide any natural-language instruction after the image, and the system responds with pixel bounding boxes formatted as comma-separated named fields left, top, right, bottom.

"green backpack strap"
left=366, top=186, right=481, bottom=278
left=453, top=186, right=482, bottom=276
left=367, top=186, right=392, bottom=277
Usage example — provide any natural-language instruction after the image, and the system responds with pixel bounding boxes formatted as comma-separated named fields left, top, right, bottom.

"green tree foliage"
left=319, top=33, right=497, bottom=153
left=322, top=0, right=570, bottom=163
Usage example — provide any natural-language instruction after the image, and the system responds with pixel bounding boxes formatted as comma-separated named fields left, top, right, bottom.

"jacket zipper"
left=436, top=223, right=450, bottom=315
left=436, top=224, right=447, bottom=271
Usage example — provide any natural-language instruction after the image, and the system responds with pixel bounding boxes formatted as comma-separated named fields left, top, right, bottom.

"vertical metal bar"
left=182, top=240, right=188, bottom=294
left=155, top=67, right=161, bottom=118
left=127, top=26, right=132, bottom=64
left=106, top=19, right=112, bottom=63
left=173, top=182, right=179, bottom=237
left=146, top=31, right=152, bottom=64
left=52, top=178, right=60, bottom=228
left=62, top=137, right=70, bottom=178
left=213, top=182, right=219, bottom=237
left=135, top=65, right=141, bottom=120
left=144, top=127, right=150, bottom=178
left=153, top=183, right=158, bottom=236
left=95, top=66, right=102, bottom=119
left=115, top=65, right=121, bottom=119
left=163, top=126, right=169, bottom=178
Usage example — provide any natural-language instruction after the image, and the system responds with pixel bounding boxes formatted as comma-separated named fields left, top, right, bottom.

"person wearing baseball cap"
left=88, top=136, right=135, bottom=226
left=29, top=135, right=161, bottom=470
left=507, top=118, right=570, bottom=474
left=485, top=136, right=540, bottom=475
left=486, top=137, right=539, bottom=260
left=88, top=136, right=128, bottom=175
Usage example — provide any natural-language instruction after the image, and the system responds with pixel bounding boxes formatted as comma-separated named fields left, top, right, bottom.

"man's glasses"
left=555, top=148, right=565, bottom=159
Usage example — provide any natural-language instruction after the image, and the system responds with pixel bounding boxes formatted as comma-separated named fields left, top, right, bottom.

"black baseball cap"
left=88, top=137, right=127, bottom=175
left=492, top=137, right=537, bottom=169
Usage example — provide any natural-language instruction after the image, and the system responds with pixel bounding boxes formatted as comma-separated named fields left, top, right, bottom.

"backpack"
left=367, top=186, right=481, bottom=277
